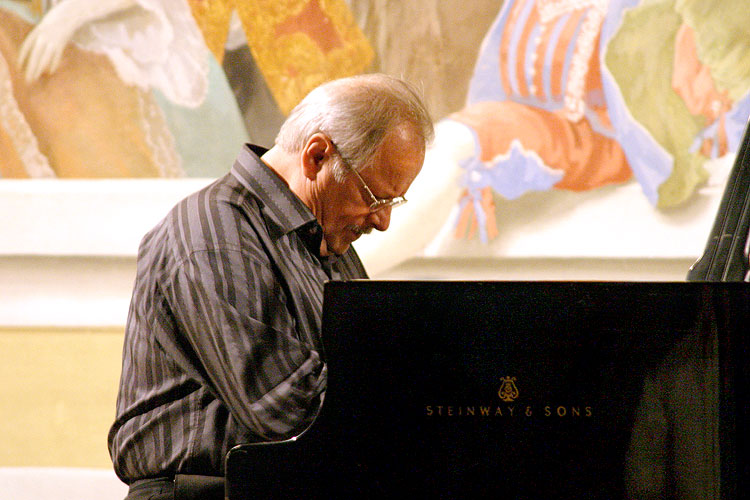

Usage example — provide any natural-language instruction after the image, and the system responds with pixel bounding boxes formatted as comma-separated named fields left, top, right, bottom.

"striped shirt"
left=108, top=145, right=367, bottom=482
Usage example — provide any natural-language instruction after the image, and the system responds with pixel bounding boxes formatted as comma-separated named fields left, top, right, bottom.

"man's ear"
left=301, top=133, right=333, bottom=181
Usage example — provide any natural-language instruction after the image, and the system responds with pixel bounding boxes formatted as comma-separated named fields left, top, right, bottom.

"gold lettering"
left=424, top=404, right=594, bottom=418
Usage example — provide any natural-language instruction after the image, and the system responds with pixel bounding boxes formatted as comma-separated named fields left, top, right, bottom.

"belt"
left=128, top=474, right=225, bottom=500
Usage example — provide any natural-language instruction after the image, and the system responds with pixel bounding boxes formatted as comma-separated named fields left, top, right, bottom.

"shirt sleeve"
left=162, top=248, right=326, bottom=440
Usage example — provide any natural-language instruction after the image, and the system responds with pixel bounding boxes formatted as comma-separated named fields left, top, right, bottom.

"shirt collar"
left=230, top=144, right=328, bottom=257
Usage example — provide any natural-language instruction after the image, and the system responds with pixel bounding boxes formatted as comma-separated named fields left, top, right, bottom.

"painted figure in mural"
left=0, top=0, right=248, bottom=178
left=448, top=0, right=750, bottom=242
left=0, top=0, right=372, bottom=178
left=107, top=74, right=432, bottom=499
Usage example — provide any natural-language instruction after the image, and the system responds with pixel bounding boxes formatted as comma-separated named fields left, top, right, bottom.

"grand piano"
left=224, top=122, right=750, bottom=498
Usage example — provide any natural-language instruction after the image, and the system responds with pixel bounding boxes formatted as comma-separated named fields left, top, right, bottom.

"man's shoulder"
left=140, top=174, right=269, bottom=266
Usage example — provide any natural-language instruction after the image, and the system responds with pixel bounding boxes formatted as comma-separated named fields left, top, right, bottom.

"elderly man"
left=108, top=73, right=433, bottom=500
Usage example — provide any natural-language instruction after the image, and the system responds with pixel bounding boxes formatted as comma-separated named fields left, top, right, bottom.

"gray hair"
left=274, top=73, right=434, bottom=181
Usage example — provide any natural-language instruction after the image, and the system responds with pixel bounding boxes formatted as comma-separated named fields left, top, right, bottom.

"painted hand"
left=18, top=0, right=136, bottom=82
left=18, top=1, right=82, bottom=82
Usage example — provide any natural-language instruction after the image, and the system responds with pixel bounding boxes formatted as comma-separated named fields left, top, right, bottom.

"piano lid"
left=688, top=118, right=750, bottom=282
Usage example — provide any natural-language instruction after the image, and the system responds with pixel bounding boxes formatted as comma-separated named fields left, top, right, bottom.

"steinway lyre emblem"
left=498, top=376, right=519, bottom=402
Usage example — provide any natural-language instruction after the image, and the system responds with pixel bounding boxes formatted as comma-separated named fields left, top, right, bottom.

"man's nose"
left=367, top=206, right=392, bottom=232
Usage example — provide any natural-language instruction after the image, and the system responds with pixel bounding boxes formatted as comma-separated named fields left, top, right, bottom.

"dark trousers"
left=125, top=475, right=224, bottom=500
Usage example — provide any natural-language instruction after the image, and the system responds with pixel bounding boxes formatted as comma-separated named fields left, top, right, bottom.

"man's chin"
left=320, top=238, right=351, bottom=257
left=322, top=226, right=370, bottom=256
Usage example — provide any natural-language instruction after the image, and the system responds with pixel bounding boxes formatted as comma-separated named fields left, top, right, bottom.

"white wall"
left=0, top=179, right=209, bottom=327
left=0, top=150, right=727, bottom=327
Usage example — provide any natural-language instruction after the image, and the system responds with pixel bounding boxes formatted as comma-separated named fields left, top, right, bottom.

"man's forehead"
left=365, top=123, right=425, bottom=191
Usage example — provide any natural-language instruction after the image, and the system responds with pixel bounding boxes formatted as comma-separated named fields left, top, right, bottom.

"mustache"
left=349, top=224, right=373, bottom=236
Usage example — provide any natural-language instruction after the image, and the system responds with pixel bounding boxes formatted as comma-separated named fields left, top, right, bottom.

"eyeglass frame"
left=329, top=140, right=408, bottom=213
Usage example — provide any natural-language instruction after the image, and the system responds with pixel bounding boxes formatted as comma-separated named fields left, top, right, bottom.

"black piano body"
left=226, top=280, right=750, bottom=499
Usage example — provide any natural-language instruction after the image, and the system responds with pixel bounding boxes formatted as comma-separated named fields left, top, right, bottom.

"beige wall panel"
left=0, top=328, right=124, bottom=468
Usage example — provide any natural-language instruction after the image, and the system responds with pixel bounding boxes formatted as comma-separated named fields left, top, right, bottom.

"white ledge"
left=0, top=179, right=212, bottom=256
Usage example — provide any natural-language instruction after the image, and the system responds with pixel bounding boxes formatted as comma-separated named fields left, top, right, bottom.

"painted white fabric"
left=57, top=0, right=209, bottom=107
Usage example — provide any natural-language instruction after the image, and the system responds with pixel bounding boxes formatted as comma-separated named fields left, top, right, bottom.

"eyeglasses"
left=331, top=142, right=408, bottom=213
